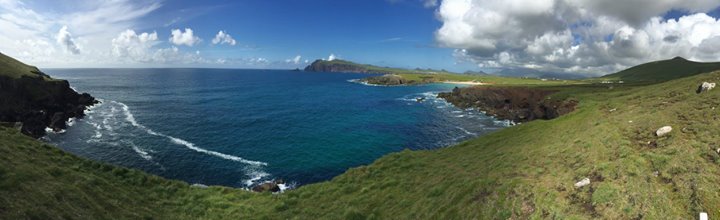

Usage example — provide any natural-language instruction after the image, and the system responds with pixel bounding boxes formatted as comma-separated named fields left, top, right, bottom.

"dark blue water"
left=44, top=69, right=509, bottom=188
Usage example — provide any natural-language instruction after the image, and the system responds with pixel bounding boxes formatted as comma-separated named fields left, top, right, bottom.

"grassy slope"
left=3, top=61, right=720, bottom=219
left=599, top=57, right=720, bottom=84
left=0, top=53, right=51, bottom=80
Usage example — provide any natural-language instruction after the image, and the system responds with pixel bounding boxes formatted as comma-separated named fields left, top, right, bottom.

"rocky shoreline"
left=438, top=86, right=578, bottom=123
left=0, top=72, right=97, bottom=138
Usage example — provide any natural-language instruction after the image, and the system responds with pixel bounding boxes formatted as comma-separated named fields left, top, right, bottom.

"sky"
left=1, top=0, right=720, bottom=76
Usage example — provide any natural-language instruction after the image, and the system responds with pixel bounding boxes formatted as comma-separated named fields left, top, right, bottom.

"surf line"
left=112, top=101, right=268, bottom=166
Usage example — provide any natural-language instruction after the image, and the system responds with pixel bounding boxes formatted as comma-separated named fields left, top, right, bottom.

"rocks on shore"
left=696, top=82, right=716, bottom=94
left=252, top=179, right=285, bottom=193
left=656, top=126, right=672, bottom=137
left=437, top=86, right=578, bottom=123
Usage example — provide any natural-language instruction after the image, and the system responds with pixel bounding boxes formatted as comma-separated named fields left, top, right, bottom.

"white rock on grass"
left=697, top=82, right=716, bottom=93
left=574, top=178, right=590, bottom=188
left=656, top=126, right=672, bottom=137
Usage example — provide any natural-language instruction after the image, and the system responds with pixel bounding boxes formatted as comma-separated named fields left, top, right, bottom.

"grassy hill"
left=0, top=52, right=52, bottom=80
left=3, top=57, right=720, bottom=219
left=600, top=57, right=720, bottom=84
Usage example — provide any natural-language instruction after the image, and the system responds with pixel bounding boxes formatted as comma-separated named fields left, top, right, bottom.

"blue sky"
left=0, top=0, right=474, bottom=71
left=1, top=0, right=720, bottom=76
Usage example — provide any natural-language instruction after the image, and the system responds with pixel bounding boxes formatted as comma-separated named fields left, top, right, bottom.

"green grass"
left=3, top=61, right=720, bottom=219
left=0, top=52, right=52, bottom=80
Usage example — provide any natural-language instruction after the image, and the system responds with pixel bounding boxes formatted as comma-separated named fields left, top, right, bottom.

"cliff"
left=438, top=86, right=578, bottom=122
left=0, top=53, right=97, bottom=138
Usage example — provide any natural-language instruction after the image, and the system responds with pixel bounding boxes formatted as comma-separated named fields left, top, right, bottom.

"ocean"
left=43, top=69, right=510, bottom=188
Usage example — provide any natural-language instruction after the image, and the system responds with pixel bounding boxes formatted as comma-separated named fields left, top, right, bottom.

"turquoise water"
left=44, top=69, right=509, bottom=188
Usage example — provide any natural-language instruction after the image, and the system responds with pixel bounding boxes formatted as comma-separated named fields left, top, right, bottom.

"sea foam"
left=114, top=101, right=267, bottom=166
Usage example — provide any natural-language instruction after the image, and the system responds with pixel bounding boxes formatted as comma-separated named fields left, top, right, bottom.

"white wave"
left=85, top=99, right=102, bottom=113
left=347, top=79, right=393, bottom=87
left=87, top=121, right=102, bottom=138
left=114, top=101, right=267, bottom=166
left=114, top=101, right=159, bottom=135
left=456, top=126, right=477, bottom=136
left=493, top=119, right=516, bottom=127
left=131, top=144, right=153, bottom=161
left=244, top=170, right=270, bottom=186
left=168, top=136, right=267, bottom=166
left=45, top=127, right=66, bottom=134
left=67, top=118, right=76, bottom=127
left=277, top=181, right=298, bottom=193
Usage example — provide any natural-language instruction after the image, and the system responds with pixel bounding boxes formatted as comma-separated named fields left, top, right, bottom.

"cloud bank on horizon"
left=435, top=0, right=720, bottom=75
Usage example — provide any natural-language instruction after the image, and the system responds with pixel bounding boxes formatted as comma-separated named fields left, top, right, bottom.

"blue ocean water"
left=44, top=69, right=509, bottom=188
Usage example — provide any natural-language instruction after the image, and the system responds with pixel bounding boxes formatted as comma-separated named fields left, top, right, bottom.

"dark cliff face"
left=438, top=86, right=577, bottom=122
left=0, top=74, right=97, bottom=138
left=304, top=59, right=388, bottom=74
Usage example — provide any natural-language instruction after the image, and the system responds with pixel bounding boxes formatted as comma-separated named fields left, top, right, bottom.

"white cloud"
left=435, top=0, right=720, bottom=75
left=423, top=0, right=438, bottom=8
left=212, top=30, right=237, bottom=46
left=286, top=55, right=302, bottom=64
left=56, top=25, right=80, bottom=54
left=328, top=54, right=337, bottom=61
left=111, top=29, right=159, bottom=62
left=170, top=28, right=201, bottom=46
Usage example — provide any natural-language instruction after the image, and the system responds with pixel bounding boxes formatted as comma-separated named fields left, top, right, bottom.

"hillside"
left=2, top=57, right=720, bottom=219
left=0, top=52, right=52, bottom=79
left=601, top=56, right=720, bottom=84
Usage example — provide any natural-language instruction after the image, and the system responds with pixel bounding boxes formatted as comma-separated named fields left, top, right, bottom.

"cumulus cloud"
left=286, top=55, right=302, bottom=64
left=328, top=54, right=337, bottom=61
left=212, top=30, right=237, bottom=45
left=111, top=29, right=159, bottom=62
left=56, top=26, right=80, bottom=54
left=435, top=0, right=720, bottom=75
left=170, top=28, right=201, bottom=46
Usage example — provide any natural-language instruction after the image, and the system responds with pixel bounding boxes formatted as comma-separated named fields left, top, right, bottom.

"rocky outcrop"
left=437, top=86, right=577, bottom=122
left=252, top=179, right=285, bottom=193
left=0, top=73, right=97, bottom=138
